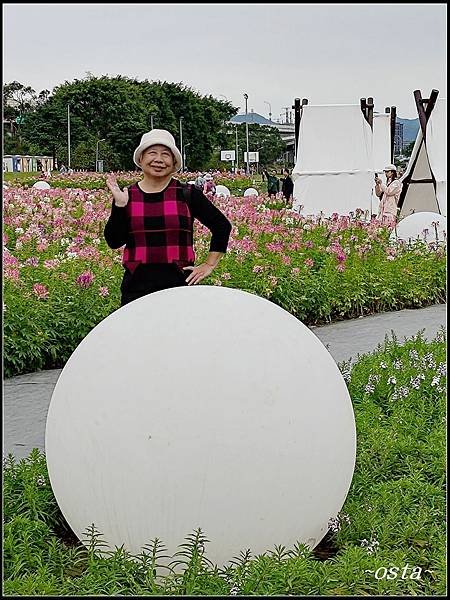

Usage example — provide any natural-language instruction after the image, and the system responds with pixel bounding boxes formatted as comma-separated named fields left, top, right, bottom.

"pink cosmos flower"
left=221, top=273, right=231, bottom=280
left=25, top=257, right=39, bottom=267
left=252, top=265, right=264, bottom=273
left=99, top=286, right=109, bottom=297
left=33, top=283, right=49, bottom=299
left=305, top=240, right=314, bottom=249
left=44, top=259, right=60, bottom=269
left=5, top=268, right=20, bottom=280
left=76, top=271, right=95, bottom=288
left=291, top=267, right=300, bottom=275
left=304, top=258, right=314, bottom=267
left=336, top=263, right=346, bottom=272
left=282, top=255, right=291, bottom=265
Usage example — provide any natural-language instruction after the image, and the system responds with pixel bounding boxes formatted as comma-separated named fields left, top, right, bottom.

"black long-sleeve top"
left=104, top=181, right=232, bottom=255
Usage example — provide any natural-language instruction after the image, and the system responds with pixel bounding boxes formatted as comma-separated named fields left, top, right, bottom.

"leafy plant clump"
left=3, top=331, right=446, bottom=595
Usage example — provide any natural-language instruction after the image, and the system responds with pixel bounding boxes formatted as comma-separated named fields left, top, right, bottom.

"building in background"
left=394, top=122, right=404, bottom=154
left=3, top=155, right=54, bottom=173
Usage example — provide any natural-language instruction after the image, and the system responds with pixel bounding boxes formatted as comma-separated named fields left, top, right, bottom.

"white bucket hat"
left=383, top=164, right=397, bottom=172
left=133, top=129, right=182, bottom=171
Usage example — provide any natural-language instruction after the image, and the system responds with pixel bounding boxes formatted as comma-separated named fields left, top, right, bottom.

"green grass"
left=3, top=330, right=446, bottom=595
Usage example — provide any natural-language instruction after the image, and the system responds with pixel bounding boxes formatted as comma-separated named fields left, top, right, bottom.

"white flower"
left=361, top=537, right=379, bottom=554
left=15, top=227, right=24, bottom=234
left=393, top=359, right=403, bottom=370
left=380, top=362, right=388, bottom=369
left=410, top=376, right=422, bottom=389
left=365, top=384, right=375, bottom=394
left=431, top=376, right=440, bottom=387
left=387, top=376, right=396, bottom=385
left=437, top=363, right=447, bottom=377
left=328, top=516, right=340, bottom=532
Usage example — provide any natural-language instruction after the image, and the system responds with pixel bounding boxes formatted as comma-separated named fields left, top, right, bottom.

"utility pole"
left=244, top=93, right=250, bottom=175
left=179, top=116, right=184, bottom=172
left=67, top=104, right=71, bottom=168
left=235, top=124, right=239, bottom=172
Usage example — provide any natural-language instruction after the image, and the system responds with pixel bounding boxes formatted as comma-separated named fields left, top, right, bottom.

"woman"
left=203, top=173, right=216, bottom=196
left=375, top=164, right=402, bottom=225
left=263, top=168, right=280, bottom=198
left=104, top=129, right=232, bottom=306
left=281, top=168, right=294, bottom=202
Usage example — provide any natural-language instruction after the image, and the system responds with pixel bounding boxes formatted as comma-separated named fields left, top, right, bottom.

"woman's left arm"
left=183, top=187, right=232, bottom=285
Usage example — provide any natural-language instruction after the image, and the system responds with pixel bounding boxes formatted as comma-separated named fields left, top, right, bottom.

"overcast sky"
left=3, top=3, right=447, bottom=120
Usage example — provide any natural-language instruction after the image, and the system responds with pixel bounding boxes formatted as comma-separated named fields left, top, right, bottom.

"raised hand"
left=106, top=173, right=129, bottom=207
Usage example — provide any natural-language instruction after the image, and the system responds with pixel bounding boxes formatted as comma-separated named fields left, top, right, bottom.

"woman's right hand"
left=106, top=173, right=129, bottom=207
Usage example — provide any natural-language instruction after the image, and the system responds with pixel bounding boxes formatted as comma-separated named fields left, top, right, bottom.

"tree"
left=17, top=75, right=238, bottom=170
left=403, top=141, right=415, bottom=158
left=3, top=81, right=49, bottom=154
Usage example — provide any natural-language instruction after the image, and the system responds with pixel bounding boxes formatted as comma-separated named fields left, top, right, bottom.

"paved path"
left=3, top=304, right=446, bottom=460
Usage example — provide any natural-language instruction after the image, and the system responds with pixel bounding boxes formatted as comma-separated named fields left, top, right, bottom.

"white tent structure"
left=292, top=101, right=393, bottom=217
left=399, top=90, right=446, bottom=218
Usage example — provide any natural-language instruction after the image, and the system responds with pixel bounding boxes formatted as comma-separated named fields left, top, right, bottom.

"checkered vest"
left=123, top=180, right=195, bottom=274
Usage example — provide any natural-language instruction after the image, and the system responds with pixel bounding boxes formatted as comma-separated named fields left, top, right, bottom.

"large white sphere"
left=215, top=184, right=231, bottom=197
left=45, top=287, right=356, bottom=567
left=244, top=187, right=259, bottom=197
left=32, top=181, right=51, bottom=189
left=392, top=211, right=447, bottom=243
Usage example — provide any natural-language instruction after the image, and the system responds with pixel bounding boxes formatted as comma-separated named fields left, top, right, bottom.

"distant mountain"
left=397, top=118, right=419, bottom=143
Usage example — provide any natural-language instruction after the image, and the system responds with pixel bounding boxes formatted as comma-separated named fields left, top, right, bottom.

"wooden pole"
left=390, top=106, right=396, bottom=162
left=367, top=97, right=374, bottom=129
left=292, top=98, right=301, bottom=163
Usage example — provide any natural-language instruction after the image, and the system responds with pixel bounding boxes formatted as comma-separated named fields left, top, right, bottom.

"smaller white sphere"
left=215, top=185, right=231, bottom=197
left=32, top=181, right=51, bottom=190
left=244, top=187, right=259, bottom=197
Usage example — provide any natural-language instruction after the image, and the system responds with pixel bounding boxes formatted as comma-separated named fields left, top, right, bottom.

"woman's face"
left=140, top=145, right=175, bottom=177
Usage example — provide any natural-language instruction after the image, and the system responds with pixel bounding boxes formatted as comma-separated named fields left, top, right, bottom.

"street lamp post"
left=244, top=93, right=250, bottom=175
left=96, top=138, right=106, bottom=172
left=67, top=104, right=71, bottom=168
left=183, top=142, right=190, bottom=172
left=179, top=117, right=184, bottom=172
left=150, top=114, right=154, bottom=129
left=264, top=100, right=272, bottom=121
left=235, top=124, right=239, bottom=172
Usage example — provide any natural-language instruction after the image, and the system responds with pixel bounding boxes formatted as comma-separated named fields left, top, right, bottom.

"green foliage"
left=216, top=122, right=286, bottom=168
left=10, top=74, right=238, bottom=170
left=3, top=333, right=446, bottom=594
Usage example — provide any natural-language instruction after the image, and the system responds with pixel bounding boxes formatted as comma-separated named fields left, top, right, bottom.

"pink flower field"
left=3, top=180, right=446, bottom=377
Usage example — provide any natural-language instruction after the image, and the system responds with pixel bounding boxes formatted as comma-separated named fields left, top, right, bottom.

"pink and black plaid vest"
left=123, top=180, right=195, bottom=274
